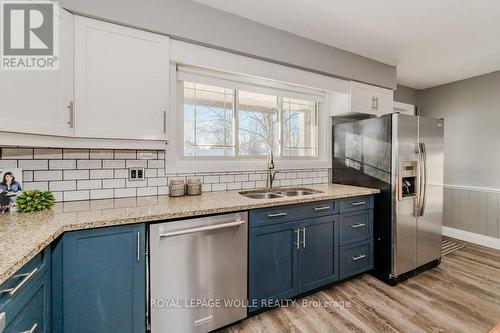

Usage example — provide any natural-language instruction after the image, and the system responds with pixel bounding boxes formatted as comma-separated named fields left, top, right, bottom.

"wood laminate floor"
left=220, top=242, right=500, bottom=333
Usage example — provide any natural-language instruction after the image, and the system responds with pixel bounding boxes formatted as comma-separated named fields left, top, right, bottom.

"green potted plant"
left=15, top=190, right=56, bottom=213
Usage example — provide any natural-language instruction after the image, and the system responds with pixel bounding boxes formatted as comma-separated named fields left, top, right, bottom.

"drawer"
left=340, top=196, right=373, bottom=213
left=339, top=240, right=373, bottom=280
left=250, top=200, right=338, bottom=228
left=0, top=248, right=50, bottom=310
left=2, top=271, right=50, bottom=333
left=339, top=210, right=373, bottom=246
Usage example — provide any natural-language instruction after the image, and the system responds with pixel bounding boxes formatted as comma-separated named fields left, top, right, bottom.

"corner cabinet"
left=332, top=81, right=393, bottom=117
left=0, top=9, right=74, bottom=137
left=248, top=196, right=373, bottom=312
left=52, top=224, right=146, bottom=333
left=74, top=16, right=170, bottom=140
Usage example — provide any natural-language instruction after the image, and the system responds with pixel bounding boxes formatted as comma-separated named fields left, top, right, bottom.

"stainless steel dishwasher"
left=149, top=212, right=248, bottom=333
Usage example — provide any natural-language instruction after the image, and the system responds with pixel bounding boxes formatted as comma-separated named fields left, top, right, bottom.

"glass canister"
left=186, top=177, right=202, bottom=196
left=169, top=179, right=186, bottom=197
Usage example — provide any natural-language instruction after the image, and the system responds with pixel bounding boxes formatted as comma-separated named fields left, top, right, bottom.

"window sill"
left=166, top=158, right=331, bottom=174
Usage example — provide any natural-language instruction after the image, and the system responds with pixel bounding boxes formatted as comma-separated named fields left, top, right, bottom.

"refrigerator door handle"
left=414, top=143, right=422, bottom=217
left=420, top=143, right=428, bottom=216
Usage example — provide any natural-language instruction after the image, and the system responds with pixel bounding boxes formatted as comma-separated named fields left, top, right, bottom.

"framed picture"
left=0, top=168, right=23, bottom=213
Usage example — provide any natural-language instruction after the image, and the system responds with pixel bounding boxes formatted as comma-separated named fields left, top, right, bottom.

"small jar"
left=169, top=179, right=185, bottom=197
left=186, top=177, right=202, bottom=196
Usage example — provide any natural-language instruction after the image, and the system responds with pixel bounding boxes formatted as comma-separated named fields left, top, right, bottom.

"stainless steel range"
left=149, top=212, right=248, bottom=332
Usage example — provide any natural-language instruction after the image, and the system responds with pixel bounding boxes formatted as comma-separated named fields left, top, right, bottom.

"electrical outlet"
left=129, top=167, right=145, bottom=181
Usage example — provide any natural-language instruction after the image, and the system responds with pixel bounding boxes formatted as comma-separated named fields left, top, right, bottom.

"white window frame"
left=166, top=41, right=346, bottom=174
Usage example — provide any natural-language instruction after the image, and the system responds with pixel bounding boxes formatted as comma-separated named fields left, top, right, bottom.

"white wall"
left=60, top=0, right=396, bottom=89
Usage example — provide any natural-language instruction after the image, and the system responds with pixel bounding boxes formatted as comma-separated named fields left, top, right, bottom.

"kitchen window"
left=169, top=65, right=331, bottom=173
left=181, top=81, right=319, bottom=159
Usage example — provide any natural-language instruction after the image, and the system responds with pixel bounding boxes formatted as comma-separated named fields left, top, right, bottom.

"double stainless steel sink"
left=239, top=187, right=323, bottom=199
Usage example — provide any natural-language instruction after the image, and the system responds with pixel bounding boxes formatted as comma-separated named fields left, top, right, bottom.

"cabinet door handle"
left=301, top=227, right=306, bottom=248
left=0, top=267, right=38, bottom=297
left=314, top=206, right=331, bottom=211
left=267, top=212, right=287, bottom=218
left=351, top=223, right=366, bottom=228
left=294, top=229, right=300, bottom=250
left=351, top=201, right=367, bottom=206
left=67, top=101, right=74, bottom=128
left=20, top=322, right=38, bottom=333
left=137, top=232, right=140, bottom=262
left=374, top=97, right=379, bottom=110
left=352, top=254, right=366, bottom=261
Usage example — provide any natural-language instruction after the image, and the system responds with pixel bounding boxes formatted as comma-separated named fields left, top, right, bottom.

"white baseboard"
left=442, top=226, right=500, bottom=250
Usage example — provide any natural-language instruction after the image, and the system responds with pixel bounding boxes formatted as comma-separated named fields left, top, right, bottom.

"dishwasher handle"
left=159, top=219, right=246, bottom=238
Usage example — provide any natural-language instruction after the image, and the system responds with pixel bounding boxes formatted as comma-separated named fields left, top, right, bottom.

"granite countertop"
left=0, top=183, right=379, bottom=285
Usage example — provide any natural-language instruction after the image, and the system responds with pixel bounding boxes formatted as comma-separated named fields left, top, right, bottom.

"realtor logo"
left=1, top=1, right=59, bottom=70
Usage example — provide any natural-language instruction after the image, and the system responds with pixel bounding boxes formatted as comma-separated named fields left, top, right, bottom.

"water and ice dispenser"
left=399, top=161, right=417, bottom=200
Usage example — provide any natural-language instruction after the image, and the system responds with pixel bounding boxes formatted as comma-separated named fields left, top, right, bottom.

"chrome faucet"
left=266, top=150, right=276, bottom=188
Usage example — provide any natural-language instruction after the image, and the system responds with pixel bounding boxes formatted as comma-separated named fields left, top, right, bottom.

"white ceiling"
left=193, top=0, right=500, bottom=89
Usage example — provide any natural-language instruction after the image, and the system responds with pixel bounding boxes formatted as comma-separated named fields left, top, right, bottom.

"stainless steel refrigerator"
left=332, top=113, right=444, bottom=284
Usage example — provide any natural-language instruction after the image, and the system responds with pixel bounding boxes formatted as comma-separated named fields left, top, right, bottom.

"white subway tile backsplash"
left=34, top=170, right=62, bottom=181
left=77, top=160, right=102, bottom=169
left=126, top=160, right=147, bottom=168
left=114, top=150, right=136, bottom=159
left=50, top=180, right=77, bottom=191
left=137, top=187, right=158, bottom=197
left=34, top=148, right=62, bottom=159
left=203, top=175, right=219, bottom=184
left=219, top=175, right=234, bottom=183
left=63, top=170, right=89, bottom=180
left=2, top=148, right=33, bottom=159
left=148, top=177, right=167, bottom=187
left=0, top=160, right=17, bottom=168
left=103, top=159, right=125, bottom=169
left=22, top=171, right=33, bottom=182
left=23, top=181, right=48, bottom=191
left=137, top=151, right=157, bottom=160
left=103, top=178, right=125, bottom=189
left=19, top=159, right=48, bottom=170
left=52, top=191, right=63, bottom=202
left=126, top=179, right=147, bottom=188
left=145, top=169, right=157, bottom=178
left=89, top=149, right=113, bottom=159
left=63, top=149, right=89, bottom=159
left=212, top=183, right=227, bottom=191
left=49, top=160, right=76, bottom=170
left=64, top=190, right=90, bottom=201
left=90, top=189, right=114, bottom=200
left=115, top=188, right=136, bottom=198
left=147, top=160, right=164, bottom=168
left=2, top=148, right=330, bottom=203
left=77, top=179, right=102, bottom=190
left=90, top=169, right=114, bottom=179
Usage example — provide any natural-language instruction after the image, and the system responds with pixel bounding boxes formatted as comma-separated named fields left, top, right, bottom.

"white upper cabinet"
left=0, top=9, right=74, bottom=137
left=332, top=81, right=394, bottom=117
left=74, top=16, right=169, bottom=140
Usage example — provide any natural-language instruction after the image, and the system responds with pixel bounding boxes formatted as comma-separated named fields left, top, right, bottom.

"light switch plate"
left=0, top=312, right=5, bottom=333
left=129, top=167, right=145, bottom=181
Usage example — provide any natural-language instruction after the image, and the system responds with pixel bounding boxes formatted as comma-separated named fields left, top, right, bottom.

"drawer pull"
left=0, top=267, right=38, bottom=297
left=351, top=223, right=367, bottom=228
left=314, top=206, right=331, bottom=211
left=267, top=212, right=287, bottom=218
left=351, top=201, right=367, bottom=206
left=20, top=322, right=38, bottom=333
left=351, top=254, right=366, bottom=261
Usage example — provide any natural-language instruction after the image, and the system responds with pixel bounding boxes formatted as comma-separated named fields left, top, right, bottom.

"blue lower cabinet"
left=249, top=221, right=301, bottom=311
left=4, top=271, right=51, bottom=333
left=339, top=240, right=374, bottom=280
left=56, top=224, right=146, bottom=333
left=298, top=216, right=339, bottom=293
left=248, top=196, right=374, bottom=312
